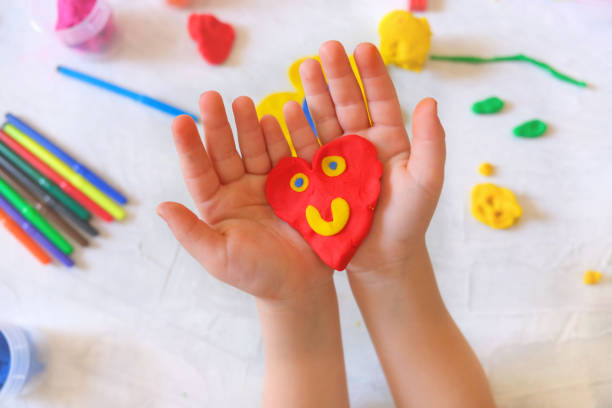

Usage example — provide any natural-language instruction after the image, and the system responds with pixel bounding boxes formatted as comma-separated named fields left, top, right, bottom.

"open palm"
left=158, top=41, right=446, bottom=299
left=294, top=41, right=446, bottom=274
left=158, top=92, right=332, bottom=301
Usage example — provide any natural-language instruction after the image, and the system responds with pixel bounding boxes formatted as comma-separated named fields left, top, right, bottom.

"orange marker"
left=0, top=207, right=51, bottom=265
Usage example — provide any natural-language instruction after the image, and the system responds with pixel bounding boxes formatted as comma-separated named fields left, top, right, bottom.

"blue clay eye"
left=322, top=156, right=346, bottom=177
left=290, top=173, right=309, bottom=192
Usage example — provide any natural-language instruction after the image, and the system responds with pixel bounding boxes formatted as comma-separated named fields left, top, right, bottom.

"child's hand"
left=299, top=41, right=445, bottom=275
left=300, top=42, right=494, bottom=408
left=157, top=92, right=333, bottom=301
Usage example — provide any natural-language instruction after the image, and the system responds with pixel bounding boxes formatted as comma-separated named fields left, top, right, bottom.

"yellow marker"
left=583, top=270, right=602, bottom=285
left=471, top=182, right=522, bottom=229
left=4, top=124, right=125, bottom=220
left=478, top=162, right=494, bottom=176
left=378, top=10, right=432, bottom=71
left=306, top=197, right=350, bottom=236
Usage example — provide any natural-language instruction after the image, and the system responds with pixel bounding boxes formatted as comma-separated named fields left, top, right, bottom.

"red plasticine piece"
left=188, top=14, right=235, bottom=65
left=266, top=135, right=382, bottom=270
left=408, top=0, right=427, bottom=11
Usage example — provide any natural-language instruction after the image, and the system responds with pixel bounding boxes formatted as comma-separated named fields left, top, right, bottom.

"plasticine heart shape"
left=265, top=135, right=382, bottom=270
left=188, top=14, right=235, bottom=65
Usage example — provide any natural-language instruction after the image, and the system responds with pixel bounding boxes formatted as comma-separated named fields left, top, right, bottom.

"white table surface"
left=1, top=0, right=611, bottom=406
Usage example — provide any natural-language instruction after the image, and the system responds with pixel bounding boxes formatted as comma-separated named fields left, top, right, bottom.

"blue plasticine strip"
left=55, top=66, right=199, bottom=122
left=5, top=113, right=128, bottom=205
left=302, top=98, right=317, bottom=136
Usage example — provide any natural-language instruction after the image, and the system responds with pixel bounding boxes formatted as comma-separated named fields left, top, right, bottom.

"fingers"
left=408, top=98, right=446, bottom=197
left=299, top=58, right=343, bottom=144
left=199, top=91, right=245, bottom=184
left=283, top=101, right=319, bottom=162
left=171, top=115, right=221, bottom=207
left=260, top=115, right=291, bottom=166
left=232, top=96, right=272, bottom=175
left=157, top=201, right=226, bottom=275
left=353, top=42, right=404, bottom=128
left=319, top=41, right=370, bottom=133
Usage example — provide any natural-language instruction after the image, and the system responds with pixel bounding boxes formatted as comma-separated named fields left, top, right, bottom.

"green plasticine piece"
left=513, top=119, right=547, bottom=138
left=472, top=96, right=504, bottom=114
left=429, top=54, right=588, bottom=88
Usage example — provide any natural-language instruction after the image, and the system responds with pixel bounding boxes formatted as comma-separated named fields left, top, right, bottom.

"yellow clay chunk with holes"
left=471, top=183, right=522, bottom=229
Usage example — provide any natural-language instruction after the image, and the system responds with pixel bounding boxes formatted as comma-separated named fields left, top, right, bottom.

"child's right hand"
left=157, top=92, right=333, bottom=302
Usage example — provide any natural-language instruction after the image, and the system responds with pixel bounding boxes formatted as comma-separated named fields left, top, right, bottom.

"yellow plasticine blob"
left=478, top=162, right=494, bottom=176
left=306, top=197, right=350, bottom=236
left=583, top=270, right=603, bottom=285
left=258, top=52, right=375, bottom=153
left=378, top=10, right=432, bottom=71
left=256, top=91, right=301, bottom=156
left=289, top=55, right=321, bottom=97
left=471, top=183, right=522, bottom=229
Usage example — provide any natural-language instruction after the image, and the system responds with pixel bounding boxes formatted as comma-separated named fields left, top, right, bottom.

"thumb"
left=408, top=97, right=446, bottom=198
left=157, top=201, right=226, bottom=273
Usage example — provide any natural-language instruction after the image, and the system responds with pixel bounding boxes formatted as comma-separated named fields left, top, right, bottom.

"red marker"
left=0, top=130, right=113, bottom=222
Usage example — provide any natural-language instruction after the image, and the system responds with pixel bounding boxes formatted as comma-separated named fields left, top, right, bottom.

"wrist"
left=347, top=238, right=430, bottom=284
left=255, top=277, right=336, bottom=316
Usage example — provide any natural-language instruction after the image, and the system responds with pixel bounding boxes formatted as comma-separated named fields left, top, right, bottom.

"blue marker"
left=55, top=66, right=199, bottom=123
left=5, top=113, right=128, bottom=205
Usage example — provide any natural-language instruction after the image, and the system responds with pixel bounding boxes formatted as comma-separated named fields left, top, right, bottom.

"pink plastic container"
left=28, top=0, right=117, bottom=54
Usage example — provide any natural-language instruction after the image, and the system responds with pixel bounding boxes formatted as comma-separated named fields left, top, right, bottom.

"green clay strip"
left=472, top=96, right=504, bottom=114
left=429, top=54, right=587, bottom=87
left=513, top=119, right=547, bottom=138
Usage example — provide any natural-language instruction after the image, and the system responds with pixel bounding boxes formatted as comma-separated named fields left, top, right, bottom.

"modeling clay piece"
left=472, top=97, right=504, bottom=114
left=256, top=92, right=302, bottom=155
left=408, top=0, right=427, bottom=11
left=478, top=162, right=494, bottom=176
left=302, top=99, right=317, bottom=136
left=513, top=119, right=547, bottom=138
left=378, top=10, right=431, bottom=71
left=257, top=54, right=369, bottom=149
left=188, top=14, right=235, bottom=65
left=583, top=270, right=603, bottom=285
left=55, top=0, right=116, bottom=53
left=56, top=0, right=96, bottom=29
left=266, top=135, right=382, bottom=270
left=471, top=183, right=522, bottom=229
left=166, top=0, right=190, bottom=6
left=430, top=54, right=587, bottom=87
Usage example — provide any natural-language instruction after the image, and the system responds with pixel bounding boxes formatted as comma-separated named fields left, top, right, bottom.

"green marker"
left=0, top=176, right=73, bottom=255
left=0, top=141, right=91, bottom=221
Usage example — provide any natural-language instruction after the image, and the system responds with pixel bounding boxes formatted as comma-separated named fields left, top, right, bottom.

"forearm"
left=256, top=279, right=349, bottom=408
left=347, top=243, right=495, bottom=408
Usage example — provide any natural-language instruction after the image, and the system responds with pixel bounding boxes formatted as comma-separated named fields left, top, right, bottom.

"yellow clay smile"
left=305, top=197, right=350, bottom=236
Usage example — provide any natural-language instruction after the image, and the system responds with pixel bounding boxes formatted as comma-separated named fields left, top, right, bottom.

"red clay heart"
left=188, top=14, right=235, bottom=65
left=266, top=135, right=382, bottom=270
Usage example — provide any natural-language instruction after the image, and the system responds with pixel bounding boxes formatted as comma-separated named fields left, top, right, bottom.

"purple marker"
left=0, top=196, right=74, bottom=267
